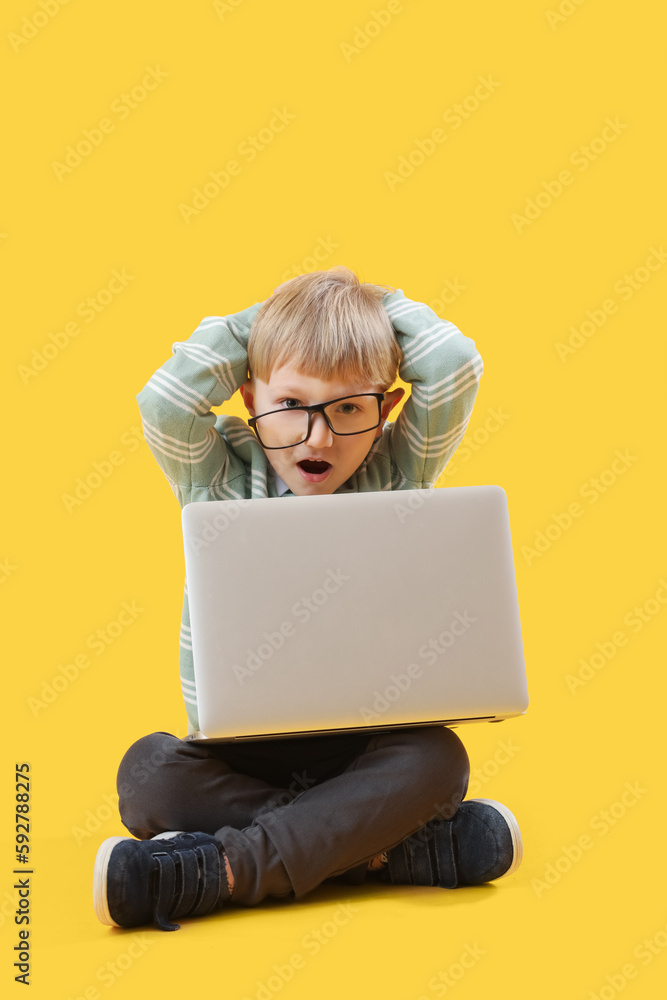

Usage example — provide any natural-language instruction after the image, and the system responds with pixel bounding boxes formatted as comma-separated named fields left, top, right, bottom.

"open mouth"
left=298, top=460, right=331, bottom=474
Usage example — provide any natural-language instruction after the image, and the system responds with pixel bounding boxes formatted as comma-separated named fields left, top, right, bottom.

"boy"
left=93, top=266, right=522, bottom=932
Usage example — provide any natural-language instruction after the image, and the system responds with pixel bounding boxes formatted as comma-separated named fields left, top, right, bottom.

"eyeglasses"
left=248, top=393, right=385, bottom=449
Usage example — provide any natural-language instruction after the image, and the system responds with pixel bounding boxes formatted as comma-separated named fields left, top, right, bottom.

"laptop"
left=181, top=485, right=529, bottom=742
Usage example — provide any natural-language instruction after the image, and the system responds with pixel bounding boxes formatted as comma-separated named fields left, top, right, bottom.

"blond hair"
left=247, top=266, right=401, bottom=390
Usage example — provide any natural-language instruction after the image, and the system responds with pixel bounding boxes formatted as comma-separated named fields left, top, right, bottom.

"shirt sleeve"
left=382, top=288, right=484, bottom=487
left=136, top=300, right=265, bottom=505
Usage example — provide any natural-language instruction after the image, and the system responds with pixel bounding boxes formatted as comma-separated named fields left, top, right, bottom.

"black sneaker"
left=382, top=798, right=522, bottom=889
left=93, top=831, right=232, bottom=931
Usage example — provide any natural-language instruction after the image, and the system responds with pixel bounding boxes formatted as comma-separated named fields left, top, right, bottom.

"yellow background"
left=2, top=0, right=665, bottom=997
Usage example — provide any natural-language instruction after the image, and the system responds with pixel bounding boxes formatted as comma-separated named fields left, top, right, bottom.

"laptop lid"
left=181, top=485, right=529, bottom=741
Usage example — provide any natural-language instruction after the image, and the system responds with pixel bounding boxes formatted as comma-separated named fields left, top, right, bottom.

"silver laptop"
left=181, top=485, right=529, bottom=742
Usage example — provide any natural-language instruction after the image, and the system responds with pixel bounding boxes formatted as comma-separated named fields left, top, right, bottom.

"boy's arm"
left=136, top=300, right=265, bottom=506
left=382, top=289, right=484, bottom=487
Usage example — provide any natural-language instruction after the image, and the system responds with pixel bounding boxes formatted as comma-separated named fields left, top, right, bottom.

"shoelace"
left=151, top=840, right=224, bottom=931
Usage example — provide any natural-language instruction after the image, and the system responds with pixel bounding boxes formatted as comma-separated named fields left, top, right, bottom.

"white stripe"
left=427, top=370, right=483, bottom=408
left=385, top=300, right=421, bottom=320
left=153, top=369, right=213, bottom=411
left=416, top=356, right=483, bottom=396
left=224, top=425, right=257, bottom=445
left=194, top=316, right=226, bottom=329
left=171, top=340, right=237, bottom=377
left=224, top=482, right=245, bottom=500
left=176, top=344, right=236, bottom=398
left=409, top=368, right=483, bottom=410
left=172, top=341, right=237, bottom=397
left=398, top=411, right=468, bottom=454
left=143, top=429, right=218, bottom=466
left=142, top=420, right=221, bottom=464
left=145, top=379, right=205, bottom=417
left=397, top=424, right=462, bottom=460
left=197, top=316, right=226, bottom=330
left=401, top=324, right=460, bottom=367
left=207, top=480, right=238, bottom=502
left=141, top=417, right=215, bottom=458
left=210, top=462, right=228, bottom=488
left=227, top=317, right=243, bottom=336
left=400, top=409, right=469, bottom=445
left=172, top=336, right=229, bottom=366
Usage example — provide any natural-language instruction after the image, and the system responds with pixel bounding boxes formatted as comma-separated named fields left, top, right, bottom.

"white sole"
left=93, top=836, right=128, bottom=927
left=469, top=798, right=523, bottom=878
left=93, top=832, right=188, bottom=928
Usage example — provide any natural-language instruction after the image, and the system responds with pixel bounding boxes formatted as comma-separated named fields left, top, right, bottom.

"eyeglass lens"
left=254, top=395, right=379, bottom=448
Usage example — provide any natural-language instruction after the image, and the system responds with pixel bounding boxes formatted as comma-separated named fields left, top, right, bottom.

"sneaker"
left=382, top=798, right=522, bottom=889
left=93, top=831, right=232, bottom=931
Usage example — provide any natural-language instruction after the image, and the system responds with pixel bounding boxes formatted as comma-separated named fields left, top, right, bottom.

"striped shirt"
left=136, top=288, right=484, bottom=732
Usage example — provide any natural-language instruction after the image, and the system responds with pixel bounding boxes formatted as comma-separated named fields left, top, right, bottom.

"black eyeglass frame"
left=247, top=393, right=386, bottom=450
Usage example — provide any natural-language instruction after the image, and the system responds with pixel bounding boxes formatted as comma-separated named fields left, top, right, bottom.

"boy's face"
left=239, top=363, right=404, bottom=496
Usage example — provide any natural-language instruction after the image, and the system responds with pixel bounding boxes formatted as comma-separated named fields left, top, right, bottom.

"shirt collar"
left=273, top=468, right=292, bottom=496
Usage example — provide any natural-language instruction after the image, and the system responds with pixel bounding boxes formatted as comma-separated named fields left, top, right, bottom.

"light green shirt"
left=136, top=288, right=484, bottom=731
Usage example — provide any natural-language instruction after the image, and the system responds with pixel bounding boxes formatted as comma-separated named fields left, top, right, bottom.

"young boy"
left=93, top=266, right=522, bottom=932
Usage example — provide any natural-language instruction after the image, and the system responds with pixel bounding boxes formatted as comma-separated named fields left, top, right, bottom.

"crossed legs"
left=117, top=725, right=470, bottom=906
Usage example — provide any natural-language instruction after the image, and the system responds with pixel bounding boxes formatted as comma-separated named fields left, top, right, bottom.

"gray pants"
left=117, top=726, right=470, bottom=906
